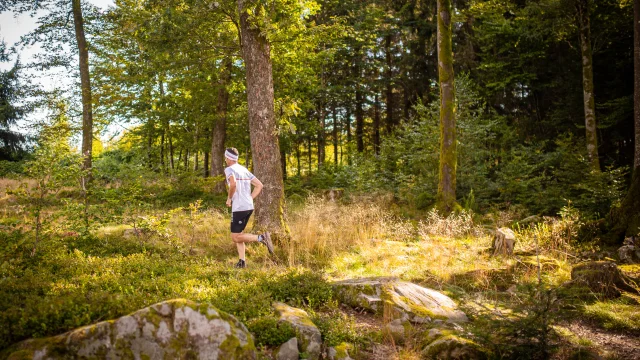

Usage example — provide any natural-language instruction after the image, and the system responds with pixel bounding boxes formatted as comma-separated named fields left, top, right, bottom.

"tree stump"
left=323, top=188, right=344, bottom=202
left=570, top=261, right=640, bottom=299
left=492, top=228, right=516, bottom=256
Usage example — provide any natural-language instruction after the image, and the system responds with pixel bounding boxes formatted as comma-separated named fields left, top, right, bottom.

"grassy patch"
left=583, top=298, right=640, bottom=332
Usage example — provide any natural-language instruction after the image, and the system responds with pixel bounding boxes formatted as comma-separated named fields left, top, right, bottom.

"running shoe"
left=262, top=232, right=274, bottom=255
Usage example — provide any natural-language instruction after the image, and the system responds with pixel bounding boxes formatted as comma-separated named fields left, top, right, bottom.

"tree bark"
left=281, top=146, right=287, bottom=181
left=355, top=79, right=364, bottom=153
left=238, top=0, right=287, bottom=236
left=635, top=0, right=640, bottom=170
left=159, top=79, right=167, bottom=174
left=169, top=130, right=174, bottom=173
left=577, top=0, right=601, bottom=172
left=385, top=34, right=394, bottom=135
left=436, top=0, right=457, bottom=214
left=373, top=93, right=381, bottom=155
left=204, top=151, right=209, bottom=177
left=296, top=140, right=301, bottom=177
left=210, top=59, right=231, bottom=192
left=318, top=106, right=326, bottom=168
left=332, top=105, right=338, bottom=165
left=308, top=136, right=312, bottom=174
left=605, top=0, right=640, bottom=243
left=72, top=0, right=92, bottom=175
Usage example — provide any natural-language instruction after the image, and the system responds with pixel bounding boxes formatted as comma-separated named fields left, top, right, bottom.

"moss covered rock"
left=2, top=299, right=256, bottom=359
left=327, top=342, right=354, bottom=360
left=422, top=335, right=488, bottom=360
left=332, top=277, right=467, bottom=324
left=273, top=302, right=322, bottom=360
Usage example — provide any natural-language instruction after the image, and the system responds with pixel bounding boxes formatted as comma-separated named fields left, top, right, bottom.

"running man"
left=223, top=147, right=274, bottom=268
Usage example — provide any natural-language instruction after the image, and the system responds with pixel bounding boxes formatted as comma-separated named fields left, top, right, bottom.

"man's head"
left=224, top=147, right=239, bottom=166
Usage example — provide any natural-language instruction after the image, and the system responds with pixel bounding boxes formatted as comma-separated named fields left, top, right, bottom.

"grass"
left=583, top=297, right=640, bottom=332
left=1, top=180, right=638, bottom=358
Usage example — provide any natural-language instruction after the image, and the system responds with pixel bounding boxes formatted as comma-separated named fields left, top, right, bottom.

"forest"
left=0, top=0, right=639, bottom=358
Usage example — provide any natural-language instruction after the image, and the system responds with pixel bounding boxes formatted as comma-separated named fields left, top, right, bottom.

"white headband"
left=225, top=150, right=238, bottom=161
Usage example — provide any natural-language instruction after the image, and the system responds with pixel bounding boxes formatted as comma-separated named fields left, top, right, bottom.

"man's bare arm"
left=226, top=175, right=236, bottom=207
left=250, top=177, right=263, bottom=199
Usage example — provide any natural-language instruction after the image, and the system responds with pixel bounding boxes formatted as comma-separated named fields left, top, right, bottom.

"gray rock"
left=276, top=337, right=299, bottom=360
left=273, top=302, right=322, bottom=360
left=618, top=237, right=640, bottom=264
left=332, top=277, right=468, bottom=324
left=327, top=342, right=354, bottom=360
left=383, top=318, right=411, bottom=344
left=3, top=299, right=257, bottom=359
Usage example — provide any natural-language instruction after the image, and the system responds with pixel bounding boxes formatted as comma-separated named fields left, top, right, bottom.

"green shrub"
left=310, top=310, right=361, bottom=347
left=0, top=160, right=24, bottom=177
left=247, top=316, right=297, bottom=347
left=264, top=269, right=334, bottom=308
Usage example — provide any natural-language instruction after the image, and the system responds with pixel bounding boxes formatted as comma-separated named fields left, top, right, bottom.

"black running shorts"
left=231, top=210, right=253, bottom=233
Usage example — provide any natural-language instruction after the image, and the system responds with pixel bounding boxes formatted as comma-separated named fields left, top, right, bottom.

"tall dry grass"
left=285, top=196, right=420, bottom=267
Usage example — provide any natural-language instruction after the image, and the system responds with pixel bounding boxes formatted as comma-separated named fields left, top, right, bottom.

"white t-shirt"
left=224, top=163, right=256, bottom=212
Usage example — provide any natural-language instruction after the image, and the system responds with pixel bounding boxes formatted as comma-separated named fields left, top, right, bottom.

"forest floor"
left=0, top=186, right=639, bottom=359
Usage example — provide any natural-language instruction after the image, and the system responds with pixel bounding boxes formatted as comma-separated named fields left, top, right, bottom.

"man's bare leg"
left=232, top=233, right=259, bottom=261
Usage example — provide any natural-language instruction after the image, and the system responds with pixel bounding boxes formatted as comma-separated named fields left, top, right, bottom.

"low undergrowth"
left=0, top=189, right=638, bottom=358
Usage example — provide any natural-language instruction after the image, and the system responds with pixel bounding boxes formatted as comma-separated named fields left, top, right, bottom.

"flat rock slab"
left=333, top=277, right=468, bottom=324
left=3, top=299, right=256, bottom=360
left=273, top=302, right=322, bottom=360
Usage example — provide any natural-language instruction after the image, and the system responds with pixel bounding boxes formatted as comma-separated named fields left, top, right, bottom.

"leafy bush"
left=265, top=269, right=334, bottom=308
left=0, top=160, right=24, bottom=177
left=247, top=316, right=296, bottom=347
left=310, top=309, right=362, bottom=347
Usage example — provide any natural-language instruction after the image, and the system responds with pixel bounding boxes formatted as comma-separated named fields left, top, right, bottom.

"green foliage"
left=247, top=316, right=297, bottom=347
left=310, top=309, right=362, bottom=347
left=265, top=269, right=334, bottom=308
left=467, top=286, right=561, bottom=359
left=0, top=160, right=24, bottom=177
left=8, top=105, right=83, bottom=255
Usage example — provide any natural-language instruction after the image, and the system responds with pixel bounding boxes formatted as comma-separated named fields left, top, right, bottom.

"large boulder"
left=273, top=302, right=322, bottom=360
left=332, top=277, right=467, bottom=324
left=3, top=299, right=256, bottom=359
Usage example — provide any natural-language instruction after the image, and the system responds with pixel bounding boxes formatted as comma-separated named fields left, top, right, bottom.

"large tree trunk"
left=210, top=58, right=231, bottom=193
left=604, top=0, right=640, bottom=243
left=436, top=0, right=457, bottom=214
left=237, top=0, right=287, bottom=236
left=577, top=0, right=600, bottom=172
left=72, top=0, right=92, bottom=175
left=633, top=0, right=640, bottom=173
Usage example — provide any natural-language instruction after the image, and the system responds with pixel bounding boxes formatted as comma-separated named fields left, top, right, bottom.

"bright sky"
left=0, top=0, right=115, bottom=140
left=0, top=0, right=114, bottom=75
